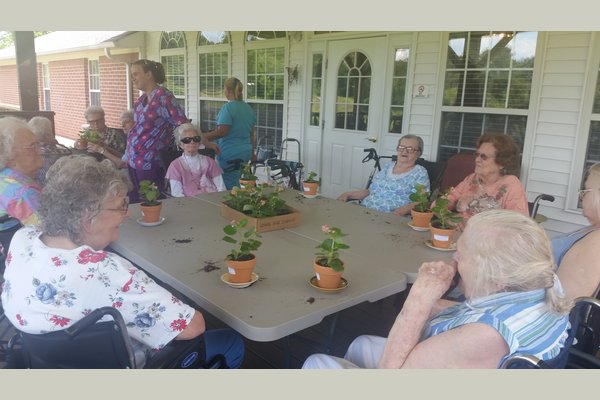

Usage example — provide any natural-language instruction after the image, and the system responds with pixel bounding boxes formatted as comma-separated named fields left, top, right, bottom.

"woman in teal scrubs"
left=202, top=77, right=256, bottom=189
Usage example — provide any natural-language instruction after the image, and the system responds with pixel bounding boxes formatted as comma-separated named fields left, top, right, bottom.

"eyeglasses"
left=396, top=145, right=419, bottom=154
left=86, top=118, right=104, bottom=124
left=22, top=142, right=42, bottom=151
left=180, top=136, right=202, bottom=144
left=475, top=151, right=494, bottom=161
left=578, top=189, right=594, bottom=201
left=102, top=197, right=129, bottom=215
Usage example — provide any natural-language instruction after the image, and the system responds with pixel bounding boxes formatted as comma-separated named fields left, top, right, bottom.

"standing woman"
left=202, top=77, right=256, bottom=190
left=126, top=59, right=188, bottom=202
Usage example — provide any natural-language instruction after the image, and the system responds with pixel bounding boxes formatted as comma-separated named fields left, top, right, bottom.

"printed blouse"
left=126, top=86, right=188, bottom=171
left=362, top=163, right=430, bottom=213
left=1, top=227, right=195, bottom=350
left=447, top=173, right=529, bottom=221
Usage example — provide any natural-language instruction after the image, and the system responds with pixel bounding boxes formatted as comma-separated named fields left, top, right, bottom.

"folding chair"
left=6, top=307, right=226, bottom=369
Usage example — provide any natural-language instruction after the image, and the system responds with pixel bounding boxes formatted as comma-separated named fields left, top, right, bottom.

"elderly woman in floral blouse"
left=1, top=155, right=244, bottom=368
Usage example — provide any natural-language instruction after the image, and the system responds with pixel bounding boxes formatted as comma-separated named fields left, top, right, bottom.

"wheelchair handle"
left=362, top=148, right=378, bottom=163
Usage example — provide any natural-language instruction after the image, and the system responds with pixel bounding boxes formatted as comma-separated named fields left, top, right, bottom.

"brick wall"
left=47, top=58, right=88, bottom=139
left=0, top=65, right=20, bottom=109
left=99, top=53, right=139, bottom=130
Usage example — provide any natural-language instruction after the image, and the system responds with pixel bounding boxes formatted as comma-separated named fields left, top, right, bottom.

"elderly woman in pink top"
left=446, top=133, right=528, bottom=222
left=165, top=123, right=225, bottom=197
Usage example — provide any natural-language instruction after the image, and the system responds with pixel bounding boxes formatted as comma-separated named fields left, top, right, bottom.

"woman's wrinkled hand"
left=337, top=193, right=350, bottom=202
left=412, top=261, right=458, bottom=301
left=87, top=143, right=104, bottom=155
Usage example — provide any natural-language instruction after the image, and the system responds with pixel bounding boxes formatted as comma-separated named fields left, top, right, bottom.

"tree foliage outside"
left=0, top=31, right=52, bottom=49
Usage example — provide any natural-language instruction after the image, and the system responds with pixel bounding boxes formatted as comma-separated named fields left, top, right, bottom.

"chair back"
left=566, top=296, right=600, bottom=368
left=20, top=307, right=136, bottom=368
left=439, top=153, right=476, bottom=192
left=416, top=158, right=446, bottom=197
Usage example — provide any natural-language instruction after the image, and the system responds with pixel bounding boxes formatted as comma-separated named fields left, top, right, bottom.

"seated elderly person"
left=0, top=117, right=43, bottom=269
left=303, top=209, right=571, bottom=368
left=1, top=155, right=244, bottom=368
left=337, top=134, right=430, bottom=216
left=445, top=133, right=528, bottom=222
left=83, top=105, right=127, bottom=159
left=552, top=163, right=600, bottom=299
left=27, top=116, right=71, bottom=186
left=120, top=109, right=135, bottom=136
left=165, top=123, right=226, bottom=196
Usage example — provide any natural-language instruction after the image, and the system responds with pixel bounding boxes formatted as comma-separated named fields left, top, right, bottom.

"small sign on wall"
left=413, top=84, right=431, bottom=98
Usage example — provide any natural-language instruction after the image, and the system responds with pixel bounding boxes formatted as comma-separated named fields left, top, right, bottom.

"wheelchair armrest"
left=64, top=307, right=125, bottom=337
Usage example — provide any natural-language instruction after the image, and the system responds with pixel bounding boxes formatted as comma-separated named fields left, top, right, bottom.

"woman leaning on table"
left=552, top=162, right=600, bottom=299
left=303, top=209, right=571, bottom=368
left=337, top=134, right=430, bottom=216
left=125, top=59, right=189, bottom=203
left=202, top=77, right=257, bottom=190
left=0, top=155, right=244, bottom=368
left=445, top=133, right=528, bottom=222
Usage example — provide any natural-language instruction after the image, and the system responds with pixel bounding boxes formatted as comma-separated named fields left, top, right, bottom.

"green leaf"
left=222, top=236, right=237, bottom=244
left=336, top=243, right=350, bottom=249
left=223, top=225, right=236, bottom=235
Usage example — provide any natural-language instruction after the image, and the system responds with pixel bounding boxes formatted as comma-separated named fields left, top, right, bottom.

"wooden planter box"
left=221, top=202, right=301, bottom=233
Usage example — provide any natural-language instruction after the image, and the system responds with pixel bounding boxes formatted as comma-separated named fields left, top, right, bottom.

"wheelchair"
left=4, top=307, right=226, bottom=369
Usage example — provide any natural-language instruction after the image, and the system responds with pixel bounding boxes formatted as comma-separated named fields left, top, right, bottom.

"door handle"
left=366, top=136, right=377, bottom=143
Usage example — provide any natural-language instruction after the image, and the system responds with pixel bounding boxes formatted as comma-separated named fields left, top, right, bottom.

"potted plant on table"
left=222, top=218, right=263, bottom=283
left=429, top=192, right=463, bottom=249
left=138, top=180, right=162, bottom=223
left=408, top=183, right=433, bottom=228
left=239, top=161, right=258, bottom=190
left=302, top=171, right=320, bottom=197
left=313, top=225, right=350, bottom=289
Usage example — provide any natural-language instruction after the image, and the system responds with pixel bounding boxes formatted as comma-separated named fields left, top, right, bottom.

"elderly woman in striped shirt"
left=303, top=209, right=572, bottom=369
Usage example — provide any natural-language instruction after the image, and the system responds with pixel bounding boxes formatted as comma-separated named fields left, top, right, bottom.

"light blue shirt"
left=362, top=163, right=430, bottom=213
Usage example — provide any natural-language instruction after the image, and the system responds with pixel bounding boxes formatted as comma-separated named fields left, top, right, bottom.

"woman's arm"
left=169, top=180, right=184, bottom=197
left=557, top=229, right=600, bottom=298
left=378, top=261, right=456, bottom=368
left=501, top=176, right=529, bottom=217
left=174, top=310, right=206, bottom=340
left=401, top=322, right=509, bottom=368
left=338, top=189, right=370, bottom=202
left=87, top=143, right=126, bottom=168
left=203, top=125, right=230, bottom=142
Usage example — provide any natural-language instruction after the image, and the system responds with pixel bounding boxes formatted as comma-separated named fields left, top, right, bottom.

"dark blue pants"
left=203, top=328, right=245, bottom=368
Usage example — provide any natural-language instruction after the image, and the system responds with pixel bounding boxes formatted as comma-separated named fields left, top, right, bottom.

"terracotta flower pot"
left=313, top=259, right=344, bottom=289
left=302, top=181, right=319, bottom=196
left=226, top=255, right=257, bottom=283
left=140, top=203, right=162, bottom=223
left=239, top=179, right=256, bottom=191
left=74, top=139, right=88, bottom=150
left=430, top=224, right=456, bottom=249
left=410, top=209, right=433, bottom=228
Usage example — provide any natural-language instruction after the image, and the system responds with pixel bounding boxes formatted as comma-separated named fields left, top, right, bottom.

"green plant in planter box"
left=430, top=193, right=463, bottom=229
left=139, top=180, right=161, bottom=206
left=315, top=225, right=350, bottom=272
left=223, top=183, right=287, bottom=218
left=240, top=161, right=258, bottom=181
left=222, top=218, right=262, bottom=261
left=304, top=171, right=320, bottom=184
left=409, top=183, right=431, bottom=212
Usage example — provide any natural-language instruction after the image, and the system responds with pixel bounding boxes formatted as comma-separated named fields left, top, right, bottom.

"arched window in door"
left=334, top=51, right=372, bottom=131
